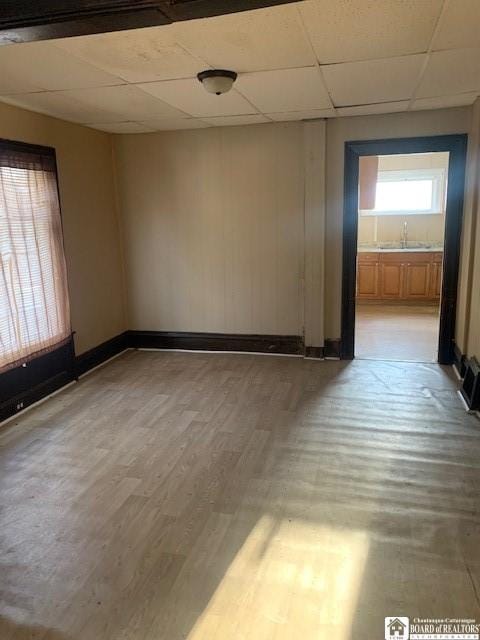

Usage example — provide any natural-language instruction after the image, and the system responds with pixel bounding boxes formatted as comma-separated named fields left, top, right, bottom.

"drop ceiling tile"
left=336, top=101, right=409, bottom=117
left=267, top=108, right=335, bottom=121
left=60, top=85, right=186, bottom=121
left=412, top=92, right=478, bottom=111
left=298, top=0, right=442, bottom=63
left=0, top=41, right=123, bottom=94
left=54, top=26, right=203, bottom=83
left=0, top=92, right=119, bottom=124
left=201, top=114, right=270, bottom=126
left=432, top=0, right=480, bottom=51
left=140, top=118, right=210, bottom=131
left=416, top=49, right=480, bottom=99
left=138, top=79, right=254, bottom=117
left=172, top=5, right=315, bottom=72
left=322, top=54, right=426, bottom=106
left=87, top=122, right=157, bottom=134
left=236, top=67, right=331, bottom=113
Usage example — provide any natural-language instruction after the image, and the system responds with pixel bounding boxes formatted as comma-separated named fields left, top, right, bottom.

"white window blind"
left=0, top=143, right=71, bottom=372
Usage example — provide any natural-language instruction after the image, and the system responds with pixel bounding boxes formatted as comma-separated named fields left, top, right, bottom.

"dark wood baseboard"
left=75, top=332, right=129, bottom=377
left=460, top=357, right=480, bottom=411
left=1, top=330, right=345, bottom=426
left=129, top=331, right=343, bottom=359
left=0, top=339, right=75, bottom=423
left=304, top=340, right=342, bottom=359
left=324, top=339, right=341, bottom=359
left=128, top=331, right=304, bottom=355
left=1, top=332, right=129, bottom=425
left=453, top=342, right=467, bottom=379
left=0, top=370, right=74, bottom=424
left=305, top=346, right=324, bottom=358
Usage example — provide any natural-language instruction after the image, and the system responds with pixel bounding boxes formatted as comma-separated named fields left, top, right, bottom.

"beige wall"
left=358, top=214, right=445, bottom=244
left=325, top=107, right=470, bottom=339
left=0, top=102, right=126, bottom=355
left=114, top=122, right=317, bottom=338
left=115, top=120, right=329, bottom=347
left=458, top=98, right=480, bottom=358
left=114, top=107, right=472, bottom=347
left=1, top=99, right=475, bottom=359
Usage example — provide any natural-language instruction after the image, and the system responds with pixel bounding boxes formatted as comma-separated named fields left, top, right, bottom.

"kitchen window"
left=360, top=168, right=447, bottom=216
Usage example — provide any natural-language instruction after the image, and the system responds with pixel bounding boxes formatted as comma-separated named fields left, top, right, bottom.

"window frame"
left=0, top=137, right=75, bottom=422
left=359, top=167, right=447, bottom=217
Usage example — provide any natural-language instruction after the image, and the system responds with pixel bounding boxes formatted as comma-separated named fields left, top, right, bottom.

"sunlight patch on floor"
left=186, top=515, right=370, bottom=640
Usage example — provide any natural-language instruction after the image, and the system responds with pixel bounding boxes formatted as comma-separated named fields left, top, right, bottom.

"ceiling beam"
left=0, top=0, right=302, bottom=45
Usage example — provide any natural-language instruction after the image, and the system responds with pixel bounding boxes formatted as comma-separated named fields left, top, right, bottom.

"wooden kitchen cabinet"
left=380, top=263, right=404, bottom=298
left=429, top=260, right=443, bottom=298
left=356, top=251, right=443, bottom=302
left=357, top=260, right=380, bottom=298
left=404, top=261, right=431, bottom=298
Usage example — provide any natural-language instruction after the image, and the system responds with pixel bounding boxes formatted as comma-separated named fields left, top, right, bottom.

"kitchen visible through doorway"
left=355, top=152, right=448, bottom=362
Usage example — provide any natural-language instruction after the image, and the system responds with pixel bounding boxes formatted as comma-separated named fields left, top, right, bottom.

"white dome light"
left=197, top=70, right=238, bottom=95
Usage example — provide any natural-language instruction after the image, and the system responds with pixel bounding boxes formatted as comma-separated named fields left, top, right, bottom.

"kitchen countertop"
left=358, top=246, right=443, bottom=253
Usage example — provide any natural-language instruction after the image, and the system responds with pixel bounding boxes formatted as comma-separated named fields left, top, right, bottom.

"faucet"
left=401, top=221, right=408, bottom=249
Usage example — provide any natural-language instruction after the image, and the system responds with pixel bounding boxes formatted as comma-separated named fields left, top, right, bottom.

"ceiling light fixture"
left=197, top=69, right=237, bottom=95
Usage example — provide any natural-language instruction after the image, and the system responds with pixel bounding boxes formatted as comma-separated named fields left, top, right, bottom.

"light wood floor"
left=355, top=303, right=440, bottom=362
left=1, top=350, right=480, bottom=640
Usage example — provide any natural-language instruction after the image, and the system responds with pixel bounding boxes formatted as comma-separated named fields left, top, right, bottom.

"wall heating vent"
left=460, top=357, right=480, bottom=411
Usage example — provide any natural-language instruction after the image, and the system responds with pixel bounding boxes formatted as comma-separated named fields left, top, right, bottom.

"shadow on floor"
left=1, top=351, right=480, bottom=639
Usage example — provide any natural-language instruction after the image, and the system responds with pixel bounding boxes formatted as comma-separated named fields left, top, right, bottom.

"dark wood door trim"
left=342, top=134, right=468, bottom=364
left=0, top=0, right=302, bottom=45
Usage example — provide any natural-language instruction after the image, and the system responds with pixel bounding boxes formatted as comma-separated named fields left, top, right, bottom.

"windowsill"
left=359, top=210, right=444, bottom=217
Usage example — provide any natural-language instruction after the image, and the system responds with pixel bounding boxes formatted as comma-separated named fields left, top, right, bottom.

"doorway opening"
left=355, top=151, right=447, bottom=362
left=342, top=135, right=467, bottom=364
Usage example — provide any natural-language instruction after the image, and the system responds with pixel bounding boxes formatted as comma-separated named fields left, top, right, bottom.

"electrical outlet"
left=16, top=402, right=24, bottom=410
